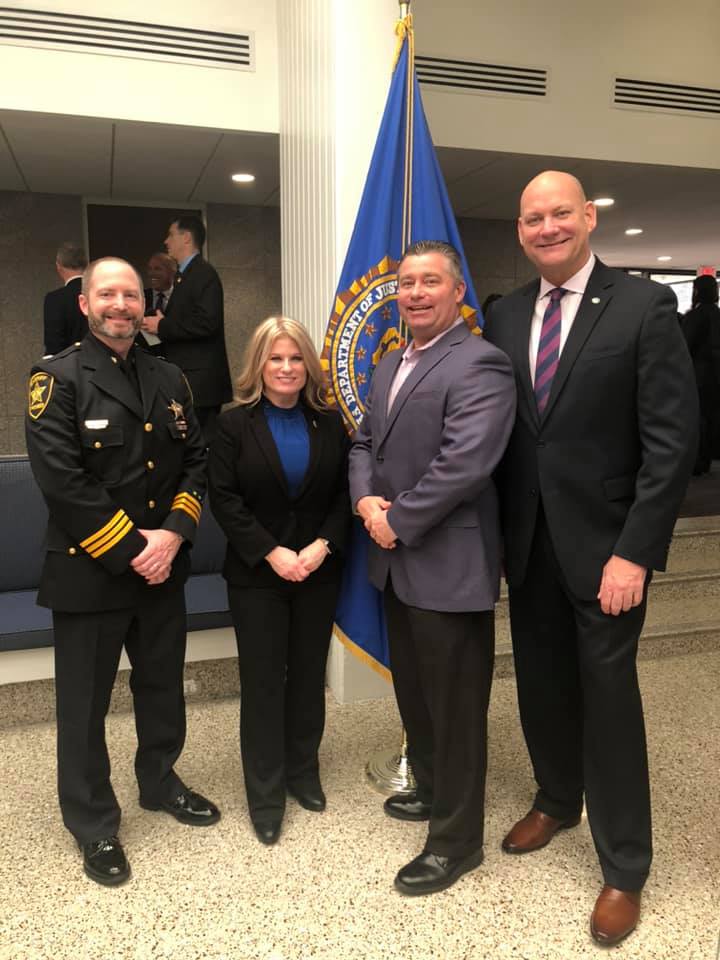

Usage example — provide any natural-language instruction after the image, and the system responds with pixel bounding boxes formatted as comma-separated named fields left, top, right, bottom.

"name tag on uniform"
left=84, top=419, right=109, bottom=429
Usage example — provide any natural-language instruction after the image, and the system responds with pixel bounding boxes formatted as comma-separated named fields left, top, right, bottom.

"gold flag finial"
left=393, top=2, right=413, bottom=71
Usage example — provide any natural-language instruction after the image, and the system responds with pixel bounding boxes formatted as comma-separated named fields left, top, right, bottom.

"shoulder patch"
left=28, top=372, right=54, bottom=419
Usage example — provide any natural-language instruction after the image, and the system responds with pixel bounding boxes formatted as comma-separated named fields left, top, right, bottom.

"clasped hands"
left=265, top=539, right=330, bottom=582
left=597, top=554, right=646, bottom=616
left=356, top=496, right=397, bottom=550
left=131, top=529, right=183, bottom=585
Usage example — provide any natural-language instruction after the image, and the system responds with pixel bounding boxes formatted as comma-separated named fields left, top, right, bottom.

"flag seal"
left=322, top=257, right=405, bottom=432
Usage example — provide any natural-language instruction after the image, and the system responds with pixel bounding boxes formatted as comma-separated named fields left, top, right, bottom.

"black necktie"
left=155, top=292, right=165, bottom=312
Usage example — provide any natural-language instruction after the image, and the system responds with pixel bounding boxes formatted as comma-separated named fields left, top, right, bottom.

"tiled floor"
left=1, top=650, right=718, bottom=960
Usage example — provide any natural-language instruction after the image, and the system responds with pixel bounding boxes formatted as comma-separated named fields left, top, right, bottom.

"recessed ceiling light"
left=593, top=197, right=615, bottom=207
left=231, top=172, right=255, bottom=183
left=625, top=228, right=643, bottom=236
left=657, top=255, right=672, bottom=262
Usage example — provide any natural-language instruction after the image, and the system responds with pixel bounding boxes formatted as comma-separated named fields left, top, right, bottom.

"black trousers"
left=383, top=581, right=495, bottom=858
left=52, top=588, right=187, bottom=844
left=508, top=510, right=652, bottom=891
left=228, top=578, right=340, bottom=821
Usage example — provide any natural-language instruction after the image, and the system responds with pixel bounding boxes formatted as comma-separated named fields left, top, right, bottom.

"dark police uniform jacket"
left=25, top=333, right=206, bottom=612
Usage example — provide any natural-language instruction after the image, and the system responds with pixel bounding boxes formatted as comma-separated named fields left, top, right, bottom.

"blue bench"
left=0, top=455, right=232, bottom=653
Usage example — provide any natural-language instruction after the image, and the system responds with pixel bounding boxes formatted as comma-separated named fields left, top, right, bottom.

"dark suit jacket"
left=157, top=256, right=233, bottom=408
left=43, top=277, right=88, bottom=355
left=208, top=400, right=351, bottom=588
left=349, top=323, right=516, bottom=612
left=483, top=259, right=698, bottom=600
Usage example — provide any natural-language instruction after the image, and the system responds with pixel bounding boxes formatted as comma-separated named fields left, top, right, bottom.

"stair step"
left=645, top=570, right=720, bottom=628
left=494, top=619, right=720, bottom=676
left=667, top=516, right=720, bottom=574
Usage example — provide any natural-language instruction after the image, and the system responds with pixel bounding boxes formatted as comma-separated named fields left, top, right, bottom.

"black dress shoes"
left=288, top=781, right=326, bottom=812
left=394, top=847, right=484, bottom=896
left=141, top=789, right=221, bottom=826
left=253, top=820, right=282, bottom=845
left=81, top=836, right=130, bottom=887
left=384, top=792, right=432, bottom=822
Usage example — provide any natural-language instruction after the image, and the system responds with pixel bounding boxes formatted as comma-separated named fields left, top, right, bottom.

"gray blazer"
left=349, top=322, right=516, bottom=612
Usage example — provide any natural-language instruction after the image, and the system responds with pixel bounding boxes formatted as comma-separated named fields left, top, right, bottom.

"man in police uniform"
left=26, top=257, right=220, bottom=888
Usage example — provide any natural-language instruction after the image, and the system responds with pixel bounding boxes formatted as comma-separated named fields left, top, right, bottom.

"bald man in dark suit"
left=483, top=171, right=697, bottom=945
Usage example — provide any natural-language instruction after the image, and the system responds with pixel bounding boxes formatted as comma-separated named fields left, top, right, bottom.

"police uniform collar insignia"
left=28, top=372, right=54, bottom=420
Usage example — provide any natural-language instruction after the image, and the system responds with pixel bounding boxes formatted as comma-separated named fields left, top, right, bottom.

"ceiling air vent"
left=416, top=55, right=547, bottom=98
left=614, top=77, right=720, bottom=116
left=0, top=6, right=253, bottom=70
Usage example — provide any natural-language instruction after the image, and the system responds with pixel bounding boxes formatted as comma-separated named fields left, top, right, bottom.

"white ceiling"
left=0, top=110, right=280, bottom=205
left=2, top=109, right=720, bottom=271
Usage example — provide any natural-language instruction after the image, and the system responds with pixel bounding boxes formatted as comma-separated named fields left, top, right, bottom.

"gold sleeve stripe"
left=173, top=502, right=201, bottom=524
left=172, top=492, right=202, bottom=514
left=171, top=494, right=201, bottom=523
left=86, top=517, right=135, bottom=558
left=172, top=500, right=201, bottom=523
left=80, top=510, right=129, bottom=550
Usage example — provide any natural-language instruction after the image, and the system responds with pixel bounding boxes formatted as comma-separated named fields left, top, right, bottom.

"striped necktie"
left=534, top=287, right=567, bottom=415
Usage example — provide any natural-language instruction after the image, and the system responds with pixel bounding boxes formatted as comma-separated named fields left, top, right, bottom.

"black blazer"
left=43, top=277, right=88, bottom=355
left=208, top=401, right=351, bottom=588
left=483, top=259, right=698, bottom=600
left=157, top=256, right=233, bottom=408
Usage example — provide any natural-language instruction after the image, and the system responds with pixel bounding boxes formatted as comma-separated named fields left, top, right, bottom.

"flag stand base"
left=365, top=728, right=416, bottom=795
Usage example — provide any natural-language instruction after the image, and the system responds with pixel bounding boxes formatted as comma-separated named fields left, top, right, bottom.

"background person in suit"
left=138, top=252, right=176, bottom=355
left=144, top=251, right=176, bottom=316
left=483, top=171, right=698, bottom=946
left=26, top=258, right=220, bottom=888
left=681, top=274, right=720, bottom=474
left=349, top=241, right=516, bottom=897
left=208, top=316, right=350, bottom=847
left=43, top=241, right=88, bottom=355
left=142, top=215, right=232, bottom=439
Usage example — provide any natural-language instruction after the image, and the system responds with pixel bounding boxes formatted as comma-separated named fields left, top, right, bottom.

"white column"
left=277, top=0, right=397, bottom=701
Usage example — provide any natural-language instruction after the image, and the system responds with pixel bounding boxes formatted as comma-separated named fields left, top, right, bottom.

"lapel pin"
left=591, top=297, right=601, bottom=304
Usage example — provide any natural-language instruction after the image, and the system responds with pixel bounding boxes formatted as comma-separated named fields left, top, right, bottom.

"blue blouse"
left=262, top=397, right=310, bottom=497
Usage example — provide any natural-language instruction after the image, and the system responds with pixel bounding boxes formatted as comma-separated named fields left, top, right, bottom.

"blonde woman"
left=208, top=317, right=350, bottom=845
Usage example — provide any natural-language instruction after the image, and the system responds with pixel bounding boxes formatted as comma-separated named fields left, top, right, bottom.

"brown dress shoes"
left=590, top=885, right=641, bottom=945
left=501, top=808, right=582, bottom=853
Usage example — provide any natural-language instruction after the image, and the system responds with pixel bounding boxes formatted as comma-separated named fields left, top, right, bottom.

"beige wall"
left=0, top=191, right=82, bottom=454
left=458, top=217, right=535, bottom=304
left=0, top=0, right=279, bottom=132
left=0, top=193, right=281, bottom=455
left=414, top=0, right=720, bottom=169
left=4, top=0, right=720, bottom=171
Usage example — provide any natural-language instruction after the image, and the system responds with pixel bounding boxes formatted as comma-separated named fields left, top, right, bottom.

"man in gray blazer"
left=349, top=240, right=516, bottom=896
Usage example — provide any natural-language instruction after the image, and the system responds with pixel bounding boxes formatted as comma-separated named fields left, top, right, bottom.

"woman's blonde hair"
left=235, top=315, right=328, bottom=410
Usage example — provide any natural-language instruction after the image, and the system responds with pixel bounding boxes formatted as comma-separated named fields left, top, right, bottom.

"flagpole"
left=366, top=726, right=417, bottom=795
left=365, top=0, right=416, bottom=797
